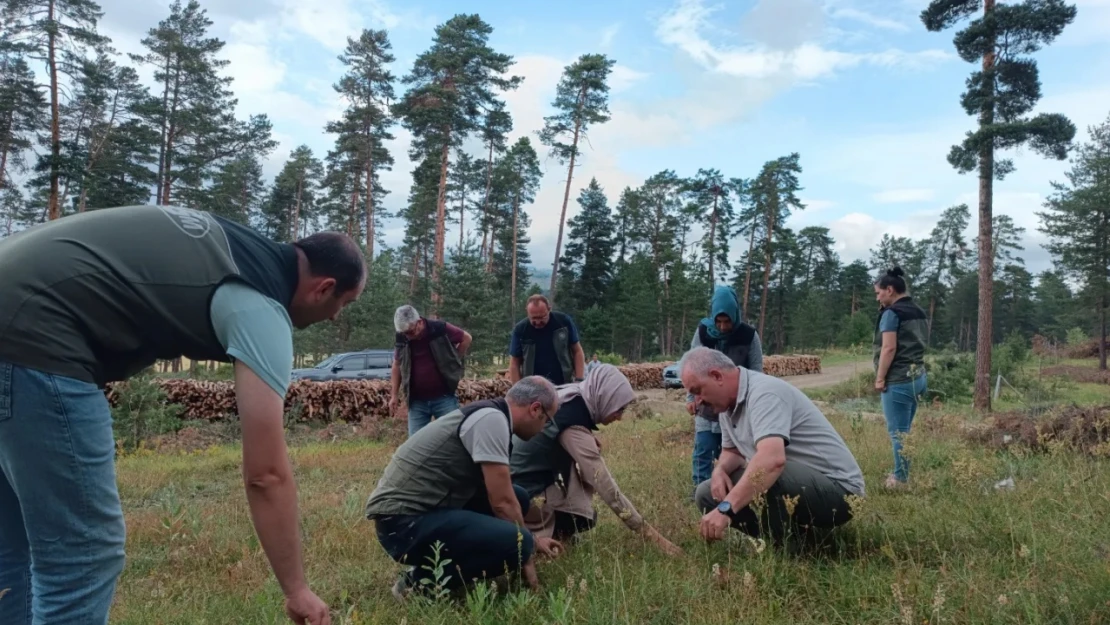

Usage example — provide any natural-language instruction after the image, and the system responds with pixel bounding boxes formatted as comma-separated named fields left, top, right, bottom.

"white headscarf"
left=556, top=363, right=636, bottom=424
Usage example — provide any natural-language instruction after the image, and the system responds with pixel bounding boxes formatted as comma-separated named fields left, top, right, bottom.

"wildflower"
left=891, top=583, right=913, bottom=625
left=711, top=563, right=721, bottom=582
left=932, top=584, right=946, bottom=620
left=844, top=494, right=866, bottom=517
left=1019, top=544, right=1031, bottom=559
left=782, top=494, right=800, bottom=518
left=742, top=571, right=755, bottom=591
left=578, top=578, right=588, bottom=595
left=997, top=594, right=1009, bottom=606
left=566, top=574, right=575, bottom=592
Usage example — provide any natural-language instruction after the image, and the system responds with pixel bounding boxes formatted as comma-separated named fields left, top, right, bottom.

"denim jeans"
left=881, top=373, right=928, bottom=483
left=0, top=361, right=127, bottom=625
left=407, top=395, right=460, bottom=437
left=692, top=430, right=722, bottom=486
left=374, top=485, right=534, bottom=590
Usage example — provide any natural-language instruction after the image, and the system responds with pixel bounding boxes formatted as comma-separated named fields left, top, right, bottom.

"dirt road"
left=783, top=359, right=871, bottom=389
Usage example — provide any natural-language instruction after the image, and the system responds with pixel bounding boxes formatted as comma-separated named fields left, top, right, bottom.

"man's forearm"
left=244, top=460, right=307, bottom=596
left=722, top=452, right=785, bottom=511
left=572, top=346, right=585, bottom=378
left=390, top=362, right=401, bottom=397
left=508, top=357, right=523, bottom=383
left=714, top=448, right=746, bottom=475
left=876, top=349, right=895, bottom=381
left=489, top=493, right=526, bottom=526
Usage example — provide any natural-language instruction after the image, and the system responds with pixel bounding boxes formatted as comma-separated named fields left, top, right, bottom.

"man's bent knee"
left=694, top=480, right=716, bottom=513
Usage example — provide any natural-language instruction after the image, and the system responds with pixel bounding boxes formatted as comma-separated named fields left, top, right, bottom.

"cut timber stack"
left=106, top=357, right=821, bottom=422
left=763, top=355, right=821, bottom=377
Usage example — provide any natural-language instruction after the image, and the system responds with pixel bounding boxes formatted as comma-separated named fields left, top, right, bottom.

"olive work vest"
left=394, top=318, right=465, bottom=402
left=0, top=205, right=298, bottom=386
left=365, top=399, right=513, bottom=518
left=873, top=296, right=929, bottom=385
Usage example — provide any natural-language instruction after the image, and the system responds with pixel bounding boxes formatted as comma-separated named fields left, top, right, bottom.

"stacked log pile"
left=107, top=357, right=821, bottom=422
left=763, top=355, right=821, bottom=377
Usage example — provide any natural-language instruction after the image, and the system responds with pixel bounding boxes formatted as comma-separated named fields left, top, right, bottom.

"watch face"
left=717, top=502, right=731, bottom=515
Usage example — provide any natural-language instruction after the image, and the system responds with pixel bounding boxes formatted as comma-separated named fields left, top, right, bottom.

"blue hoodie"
left=699, top=286, right=741, bottom=344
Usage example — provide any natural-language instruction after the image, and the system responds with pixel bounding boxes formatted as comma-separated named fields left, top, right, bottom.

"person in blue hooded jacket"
left=685, top=286, right=763, bottom=492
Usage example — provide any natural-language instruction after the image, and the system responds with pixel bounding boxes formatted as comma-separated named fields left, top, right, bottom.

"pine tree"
left=869, top=235, right=927, bottom=280
left=3, top=0, right=108, bottom=219
left=687, top=168, right=734, bottom=292
left=1039, top=114, right=1110, bottom=369
left=328, top=29, right=395, bottom=259
left=921, top=0, right=1078, bottom=410
left=492, top=137, right=541, bottom=318
left=398, top=153, right=440, bottom=301
left=477, top=103, right=511, bottom=264
left=558, top=177, right=616, bottom=312
left=447, top=150, right=483, bottom=251
left=751, top=154, right=805, bottom=336
left=133, top=0, right=274, bottom=207
left=0, top=52, right=46, bottom=193
left=538, top=53, right=615, bottom=301
left=921, top=204, right=971, bottom=342
left=204, top=153, right=265, bottom=225
left=394, top=14, right=522, bottom=304
left=263, top=145, right=325, bottom=241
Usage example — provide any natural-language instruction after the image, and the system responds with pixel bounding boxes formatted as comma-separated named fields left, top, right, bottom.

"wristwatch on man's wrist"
left=716, top=501, right=736, bottom=518
left=574, top=376, right=584, bottom=382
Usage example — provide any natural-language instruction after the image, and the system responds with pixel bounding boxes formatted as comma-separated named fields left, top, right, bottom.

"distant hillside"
left=528, top=267, right=552, bottom=292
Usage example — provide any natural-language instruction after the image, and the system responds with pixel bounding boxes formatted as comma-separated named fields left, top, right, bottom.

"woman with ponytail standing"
left=873, top=267, right=928, bottom=489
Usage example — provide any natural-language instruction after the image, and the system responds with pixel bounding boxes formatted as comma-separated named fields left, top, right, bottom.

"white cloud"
left=609, top=65, right=649, bottom=93
left=600, top=23, right=621, bottom=49
left=873, top=188, right=935, bottom=203
left=829, top=7, right=909, bottom=32
left=656, top=0, right=949, bottom=81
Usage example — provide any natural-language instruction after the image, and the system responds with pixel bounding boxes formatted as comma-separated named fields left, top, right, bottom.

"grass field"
left=107, top=364, right=1110, bottom=625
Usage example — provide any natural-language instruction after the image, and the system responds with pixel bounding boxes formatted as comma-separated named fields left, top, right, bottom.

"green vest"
left=365, top=399, right=512, bottom=518
left=0, top=205, right=298, bottom=386
left=395, top=318, right=465, bottom=402
left=515, top=312, right=575, bottom=384
left=873, top=296, right=929, bottom=385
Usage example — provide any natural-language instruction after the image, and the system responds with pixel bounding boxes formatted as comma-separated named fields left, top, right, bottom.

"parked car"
left=291, top=349, right=394, bottom=381
left=662, top=363, right=683, bottom=389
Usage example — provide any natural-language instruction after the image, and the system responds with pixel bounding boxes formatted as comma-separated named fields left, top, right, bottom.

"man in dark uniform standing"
left=0, top=205, right=363, bottom=625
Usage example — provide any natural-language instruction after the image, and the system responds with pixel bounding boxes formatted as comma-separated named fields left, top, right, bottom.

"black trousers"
left=695, top=460, right=854, bottom=542
left=374, top=486, right=534, bottom=589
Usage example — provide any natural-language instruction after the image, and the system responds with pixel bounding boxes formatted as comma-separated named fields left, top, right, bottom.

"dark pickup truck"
left=290, top=349, right=394, bottom=382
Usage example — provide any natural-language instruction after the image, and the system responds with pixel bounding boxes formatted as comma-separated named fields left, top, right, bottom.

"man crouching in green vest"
left=365, top=376, right=565, bottom=599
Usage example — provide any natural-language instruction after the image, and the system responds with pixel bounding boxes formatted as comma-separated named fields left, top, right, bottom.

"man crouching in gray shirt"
left=678, top=346, right=865, bottom=545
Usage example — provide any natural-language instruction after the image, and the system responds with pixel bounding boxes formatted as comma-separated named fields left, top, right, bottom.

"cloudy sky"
left=97, top=0, right=1110, bottom=277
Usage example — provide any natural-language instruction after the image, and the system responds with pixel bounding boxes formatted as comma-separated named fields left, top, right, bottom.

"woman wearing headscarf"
left=510, top=364, right=682, bottom=555
left=686, top=285, right=763, bottom=494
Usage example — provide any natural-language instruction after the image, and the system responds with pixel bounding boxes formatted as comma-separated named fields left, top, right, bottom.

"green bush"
left=594, top=351, right=625, bottom=366
left=111, top=375, right=183, bottom=452
left=1067, top=327, right=1089, bottom=346
left=923, top=352, right=975, bottom=403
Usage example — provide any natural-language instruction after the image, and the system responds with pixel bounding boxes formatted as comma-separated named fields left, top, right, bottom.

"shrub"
left=110, top=374, right=184, bottom=452
left=922, top=352, right=975, bottom=404
left=1067, top=327, right=1089, bottom=346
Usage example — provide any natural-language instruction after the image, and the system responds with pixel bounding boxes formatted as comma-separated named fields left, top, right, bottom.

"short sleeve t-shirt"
left=509, top=311, right=580, bottom=385
left=459, top=407, right=512, bottom=464
left=879, top=309, right=900, bottom=333
left=719, top=370, right=866, bottom=496
left=209, top=281, right=293, bottom=397
left=398, top=321, right=465, bottom=401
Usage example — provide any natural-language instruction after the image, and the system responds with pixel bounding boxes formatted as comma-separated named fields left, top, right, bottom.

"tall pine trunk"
left=742, top=220, right=757, bottom=319
left=348, top=168, right=362, bottom=238
left=758, top=202, right=778, bottom=336
left=365, top=148, right=375, bottom=261
left=0, top=109, right=13, bottom=190
left=708, top=188, right=719, bottom=292
left=46, top=0, right=61, bottom=220
left=973, top=0, right=997, bottom=412
left=480, top=141, right=494, bottom=266
left=433, top=137, right=451, bottom=305
left=550, top=87, right=586, bottom=302
left=511, top=189, right=520, bottom=319
left=290, top=175, right=303, bottom=242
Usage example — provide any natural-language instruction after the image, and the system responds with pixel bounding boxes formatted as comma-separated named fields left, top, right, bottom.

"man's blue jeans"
left=693, top=429, right=722, bottom=486
left=407, top=395, right=460, bottom=437
left=0, top=360, right=127, bottom=625
left=881, top=373, right=928, bottom=483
